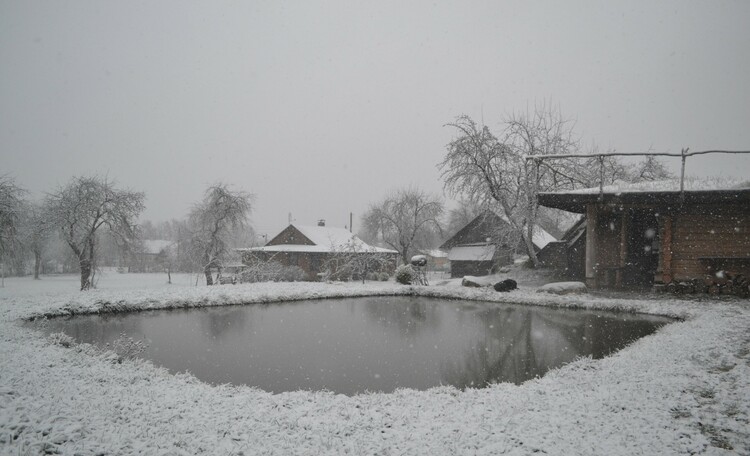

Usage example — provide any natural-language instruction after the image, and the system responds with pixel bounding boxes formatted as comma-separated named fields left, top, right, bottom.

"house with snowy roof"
left=238, top=221, right=398, bottom=281
left=537, top=178, right=750, bottom=292
left=439, top=211, right=556, bottom=278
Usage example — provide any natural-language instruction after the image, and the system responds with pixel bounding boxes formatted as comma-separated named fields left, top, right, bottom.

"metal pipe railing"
left=526, top=149, right=750, bottom=200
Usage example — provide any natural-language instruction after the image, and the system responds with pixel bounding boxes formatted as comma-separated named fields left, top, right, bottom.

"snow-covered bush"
left=278, top=265, right=306, bottom=282
left=239, top=261, right=306, bottom=283
left=378, top=271, right=390, bottom=281
left=106, top=333, right=148, bottom=364
left=395, top=264, right=415, bottom=285
left=47, top=332, right=75, bottom=348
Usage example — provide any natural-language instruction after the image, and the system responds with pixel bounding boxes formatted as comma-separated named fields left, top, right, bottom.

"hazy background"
left=2, top=0, right=749, bottom=240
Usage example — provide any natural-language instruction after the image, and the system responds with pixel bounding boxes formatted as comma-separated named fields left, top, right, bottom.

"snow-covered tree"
left=629, top=155, right=673, bottom=182
left=46, top=176, right=145, bottom=290
left=361, top=187, right=443, bottom=265
left=0, top=176, right=25, bottom=259
left=18, top=201, right=53, bottom=279
left=188, top=183, right=253, bottom=285
left=440, top=107, right=587, bottom=267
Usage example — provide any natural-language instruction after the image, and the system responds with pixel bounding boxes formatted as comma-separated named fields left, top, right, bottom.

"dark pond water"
left=39, top=297, right=672, bottom=395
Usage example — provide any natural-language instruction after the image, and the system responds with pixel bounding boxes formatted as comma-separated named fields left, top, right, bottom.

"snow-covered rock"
left=461, top=276, right=495, bottom=287
left=537, top=281, right=588, bottom=295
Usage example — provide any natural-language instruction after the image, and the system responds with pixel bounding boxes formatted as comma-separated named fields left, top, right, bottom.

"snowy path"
left=1, top=278, right=748, bottom=455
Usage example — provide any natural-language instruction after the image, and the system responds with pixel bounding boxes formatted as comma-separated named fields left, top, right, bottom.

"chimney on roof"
left=318, top=219, right=326, bottom=227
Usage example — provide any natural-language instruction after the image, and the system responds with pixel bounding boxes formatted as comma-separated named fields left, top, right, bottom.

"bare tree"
left=188, top=183, right=253, bottom=285
left=361, top=187, right=443, bottom=265
left=46, top=176, right=145, bottom=290
left=0, top=176, right=25, bottom=256
left=440, top=106, right=583, bottom=267
left=19, top=201, right=53, bottom=279
left=629, top=155, right=674, bottom=182
left=0, top=177, right=25, bottom=284
left=320, top=241, right=394, bottom=283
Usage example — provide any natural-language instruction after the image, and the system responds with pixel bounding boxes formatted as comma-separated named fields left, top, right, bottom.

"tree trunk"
left=525, top=223, right=539, bottom=268
left=80, top=258, right=92, bottom=291
left=34, top=252, right=41, bottom=280
left=204, top=266, right=214, bottom=285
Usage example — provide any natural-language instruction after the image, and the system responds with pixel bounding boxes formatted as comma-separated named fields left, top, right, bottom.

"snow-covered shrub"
left=47, top=332, right=75, bottom=348
left=106, top=333, right=148, bottom=364
left=278, top=265, right=306, bottom=282
left=240, top=261, right=308, bottom=282
left=378, top=271, right=390, bottom=281
left=395, top=264, right=415, bottom=285
left=239, top=261, right=283, bottom=283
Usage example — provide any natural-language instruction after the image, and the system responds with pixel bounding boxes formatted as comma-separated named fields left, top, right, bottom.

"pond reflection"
left=38, top=297, right=672, bottom=395
left=441, top=308, right=661, bottom=389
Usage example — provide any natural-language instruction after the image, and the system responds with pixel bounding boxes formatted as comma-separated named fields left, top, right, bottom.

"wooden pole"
left=526, top=149, right=750, bottom=161
left=618, top=212, right=629, bottom=288
left=585, top=204, right=598, bottom=288
left=598, top=155, right=604, bottom=201
left=661, top=216, right=673, bottom=284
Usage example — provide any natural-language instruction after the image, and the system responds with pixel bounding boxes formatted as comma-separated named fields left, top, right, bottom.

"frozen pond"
left=39, top=296, right=672, bottom=395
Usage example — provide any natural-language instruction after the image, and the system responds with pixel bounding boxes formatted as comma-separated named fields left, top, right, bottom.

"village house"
left=440, top=211, right=556, bottom=278
left=537, top=178, right=750, bottom=293
left=239, top=221, right=398, bottom=281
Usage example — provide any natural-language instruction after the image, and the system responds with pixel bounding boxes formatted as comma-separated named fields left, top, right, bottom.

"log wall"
left=668, top=204, right=750, bottom=281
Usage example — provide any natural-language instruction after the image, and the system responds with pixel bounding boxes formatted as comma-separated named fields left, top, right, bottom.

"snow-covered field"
left=1, top=273, right=749, bottom=455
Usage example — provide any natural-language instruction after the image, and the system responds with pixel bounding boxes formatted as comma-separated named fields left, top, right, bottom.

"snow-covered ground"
left=1, top=273, right=749, bottom=455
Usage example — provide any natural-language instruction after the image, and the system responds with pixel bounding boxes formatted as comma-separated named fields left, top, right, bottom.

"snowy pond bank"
left=1, top=276, right=749, bottom=455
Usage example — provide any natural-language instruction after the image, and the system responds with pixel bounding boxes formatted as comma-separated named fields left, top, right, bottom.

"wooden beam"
left=585, top=205, right=598, bottom=288
left=661, top=216, right=673, bottom=284
left=618, top=213, right=629, bottom=288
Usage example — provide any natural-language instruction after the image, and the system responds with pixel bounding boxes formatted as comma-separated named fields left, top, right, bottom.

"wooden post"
left=679, top=148, right=688, bottom=202
left=661, top=215, right=673, bottom=284
left=598, top=156, right=605, bottom=201
left=618, top=213, right=629, bottom=288
left=585, top=205, right=598, bottom=288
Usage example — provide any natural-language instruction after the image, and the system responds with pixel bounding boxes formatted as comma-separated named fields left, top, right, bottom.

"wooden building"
left=538, top=180, right=750, bottom=290
left=440, top=211, right=556, bottom=278
left=239, top=222, right=398, bottom=281
left=537, top=217, right=586, bottom=280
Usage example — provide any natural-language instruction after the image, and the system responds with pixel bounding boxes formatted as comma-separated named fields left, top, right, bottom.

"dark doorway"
left=623, top=211, right=660, bottom=288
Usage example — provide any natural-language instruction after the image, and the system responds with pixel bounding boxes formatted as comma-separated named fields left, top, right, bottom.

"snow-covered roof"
left=529, top=225, right=556, bottom=250
left=423, top=249, right=448, bottom=258
left=448, top=245, right=496, bottom=262
left=141, top=240, right=173, bottom=255
left=538, top=177, right=750, bottom=213
left=554, top=177, right=750, bottom=195
left=240, top=225, right=397, bottom=254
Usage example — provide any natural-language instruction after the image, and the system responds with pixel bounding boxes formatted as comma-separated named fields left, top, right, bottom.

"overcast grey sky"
left=2, top=0, right=749, bottom=238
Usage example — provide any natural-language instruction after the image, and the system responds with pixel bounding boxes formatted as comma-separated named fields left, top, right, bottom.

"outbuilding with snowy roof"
left=537, top=178, right=750, bottom=293
left=439, top=211, right=556, bottom=278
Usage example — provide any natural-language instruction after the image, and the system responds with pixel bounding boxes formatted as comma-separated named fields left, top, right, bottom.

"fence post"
left=680, top=148, right=688, bottom=201
left=597, top=155, right=604, bottom=201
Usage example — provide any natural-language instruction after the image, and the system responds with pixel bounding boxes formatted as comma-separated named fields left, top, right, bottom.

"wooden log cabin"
left=537, top=180, right=750, bottom=293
